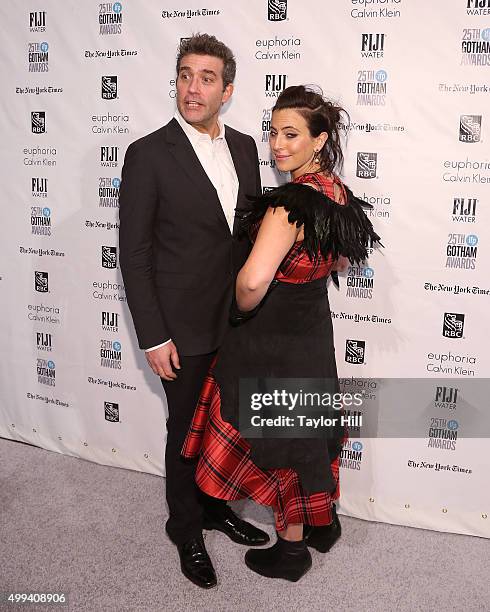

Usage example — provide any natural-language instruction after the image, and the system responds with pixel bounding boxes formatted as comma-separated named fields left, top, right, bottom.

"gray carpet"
left=1, top=437, right=488, bottom=612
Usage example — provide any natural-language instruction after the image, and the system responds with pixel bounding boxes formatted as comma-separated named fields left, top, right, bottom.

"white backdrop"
left=1, top=0, right=489, bottom=538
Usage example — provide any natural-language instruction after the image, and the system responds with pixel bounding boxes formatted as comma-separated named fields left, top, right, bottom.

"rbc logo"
left=356, top=152, right=377, bottom=179
left=442, top=312, right=465, bottom=339
left=268, top=0, right=287, bottom=21
left=345, top=339, right=366, bottom=364
left=459, top=115, right=482, bottom=143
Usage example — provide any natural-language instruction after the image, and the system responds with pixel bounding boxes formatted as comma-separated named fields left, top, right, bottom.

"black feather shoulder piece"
left=238, top=182, right=382, bottom=265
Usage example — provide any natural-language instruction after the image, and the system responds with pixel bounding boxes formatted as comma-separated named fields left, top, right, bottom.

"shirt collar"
left=174, top=109, right=225, bottom=145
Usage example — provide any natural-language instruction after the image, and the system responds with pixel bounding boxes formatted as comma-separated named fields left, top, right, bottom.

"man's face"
left=176, top=53, right=233, bottom=134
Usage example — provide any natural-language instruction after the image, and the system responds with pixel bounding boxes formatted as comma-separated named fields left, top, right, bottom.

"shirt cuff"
left=145, top=339, right=172, bottom=352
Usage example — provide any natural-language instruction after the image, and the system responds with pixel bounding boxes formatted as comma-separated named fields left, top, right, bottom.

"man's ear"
left=222, top=83, right=234, bottom=104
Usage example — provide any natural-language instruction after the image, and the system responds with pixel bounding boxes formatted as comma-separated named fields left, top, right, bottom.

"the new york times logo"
left=446, top=232, right=478, bottom=269
left=339, top=440, right=363, bottom=470
left=356, top=152, right=377, bottom=178
left=443, top=313, right=465, bottom=339
left=452, top=197, right=477, bottom=223
left=35, top=271, right=48, bottom=292
left=28, top=42, right=49, bottom=72
left=102, top=311, right=119, bottom=332
left=345, top=339, right=365, bottom=364
left=99, top=2, right=123, bottom=35
left=101, top=76, right=117, bottom=100
left=100, top=339, right=122, bottom=369
left=466, top=0, right=490, bottom=16
left=265, top=74, right=287, bottom=97
left=99, top=177, right=120, bottom=207
left=36, top=332, right=52, bottom=352
left=268, top=0, right=287, bottom=21
left=461, top=28, right=490, bottom=66
left=434, top=386, right=458, bottom=410
left=29, top=11, right=46, bottom=32
left=361, top=33, right=385, bottom=57
left=428, top=417, right=458, bottom=450
left=31, top=206, right=51, bottom=236
left=104, top=401, right=119, bottom=422
left=346, top=266, right=374, bottom=299
left=102, top=246, right=117, bottom=269
left=31, top=111, right=45, bottom=134
left=459, top=115, right=482, bottom=142
left=32, top=177, right=48, bottom=198
left=37, top=358, right=55, bottom=386
left=100, top=146, right=118, bottom=167
left=357, top=69, right=387, bottom=105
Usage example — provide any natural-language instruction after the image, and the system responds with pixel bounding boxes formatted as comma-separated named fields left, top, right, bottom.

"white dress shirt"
left=145, top=110, right=239, bottom=352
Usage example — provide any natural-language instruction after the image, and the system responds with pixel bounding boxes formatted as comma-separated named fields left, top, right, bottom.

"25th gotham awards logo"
left=101, top=76, right=117, bottom=100
left=357, top=69, right=387, bottom=105
left=466, top=0, right=490, bottom=15
left=101, top=146, right=119, bottom=167
left=345, top=339, right=366, bottom=364
left=36, top=332, right=52, bottom=352
left=102, top=311, right=119, bottom=332
left=268, top=0, right=287, bottom=21
left=31, top=205, right=51, bottom=236
left=356, top=152, right=377, bottom=179
left=446, top=232, right=478, bottom=269
left=37, top=358, right=55, bottom=386
left=31, top=111, right=45, bottom=134
left=102, top=246, right=117, bottom=269
left=104, top=401, right=119, bottom=422
left=30, top=11, right=46, bottom=32
left=346, top=266, right=374, bottom=299
left=35, top=271, right=48, bottom=292
left=452, top=197, right=477, bottom=223
left=461, top=28, right=490, bottom=65
left=339, top=440, right=363, bottom=470
left=361, top=33, right=385, bottom=57
left=99, top=2, right=123, bottom=35
left=443, top=313, right=465, bottom=339
left=459, top=115, right=482, bottom=143
left=265, top=74, right=287, bottom=97
left=427, top=417, right=459, bottom=450
left=28, top=42, right=49, bottom=72
left=99, top=177, right=120, bottom=207
left=100, top=340, right=122, bottom=369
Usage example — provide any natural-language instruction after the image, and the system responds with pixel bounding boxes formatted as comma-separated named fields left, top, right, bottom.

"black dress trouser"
left=161, top=351, right=226, bottom=546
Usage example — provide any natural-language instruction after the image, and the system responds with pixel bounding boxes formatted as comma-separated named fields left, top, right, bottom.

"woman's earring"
left=313, top=150, right=321, bottom=164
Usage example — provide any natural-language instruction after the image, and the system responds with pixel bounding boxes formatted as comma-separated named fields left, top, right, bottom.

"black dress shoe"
left=203, top=507, right=270, bottom=546
left=177, top=535, right=217, bottom=589
left=304, top=504, right=341, bottom=553
left=244, top=536, right=312, bottom=582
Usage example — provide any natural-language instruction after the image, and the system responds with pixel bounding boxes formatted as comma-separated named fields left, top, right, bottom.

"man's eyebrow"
left=179, top=66, right=217, bottom=77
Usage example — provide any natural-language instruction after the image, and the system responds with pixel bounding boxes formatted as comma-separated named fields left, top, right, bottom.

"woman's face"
left=269, top=109, right=327, bottom=179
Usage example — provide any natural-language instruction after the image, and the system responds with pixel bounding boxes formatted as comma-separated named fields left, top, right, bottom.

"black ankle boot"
left=244, top=535, right=312, bottom=582
left=304, top=505, right=341, bottom=553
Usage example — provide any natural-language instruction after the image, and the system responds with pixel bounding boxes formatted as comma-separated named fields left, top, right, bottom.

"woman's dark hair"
left=272, top=85, right=348, bottom=174
left=176, top=33, right=236, bottom=89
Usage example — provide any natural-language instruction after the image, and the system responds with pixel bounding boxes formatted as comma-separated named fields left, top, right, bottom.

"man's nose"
left=187, top=75, right=201, bottom=93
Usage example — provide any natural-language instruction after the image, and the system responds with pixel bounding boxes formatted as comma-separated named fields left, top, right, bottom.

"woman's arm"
left=236, top=206, right=300, bottom=312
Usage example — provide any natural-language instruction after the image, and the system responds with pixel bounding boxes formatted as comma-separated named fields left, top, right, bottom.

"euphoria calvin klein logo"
left=101, top=76, right=117, bottom=100
left=32, top=177, right=48, bottom=197
left=102, top=246, right=117, bottom=269
left=268, top=0, right=287, bottom=21
left=99, top=177, right=120, bottom=207
left=30, top=11, right=46, bottom=32
left=100, top=146, right=119, bottom=166
left=104, top=401, right=119, bottom=422
left=100, top=340, right=122, bottom=369
left=99, top=2, right=123, bottom=35
left=435, top=386, right=458, bottom=409
left=265, top=74, right=287, bottom=97
left=459, top=115, right=482, bottom=142
left=361, top=33, right=385, bottom=57
left=346, top=266, right=374, bottom=299
left=36, top=332, right=52, bottom=352
left=443, top=313, right=465, bottom=339
left=31, top=206, right=51, bottom=236
left=345, top=339, right=365, bottom=364
left=102, top=311, right=119, bottom=332
left=35, top=271, right=48, bottom=292
left=446, top=232, right=478, bottom=269
left=356, top=152, right=377, bottom=179
left=37, top=358, right=55, bottom=386
left=28, top=42, right=49, bottom=72
left=31, top=111, right=45, bottom=134
left=467, top=1, right=490, bottom=16
left=452, top=197, right=477, bottom=223
left=357, top=69, right=387, bottom=105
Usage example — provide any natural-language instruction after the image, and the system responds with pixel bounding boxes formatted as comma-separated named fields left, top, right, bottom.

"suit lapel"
left=225, top=127, right=247, bottom=237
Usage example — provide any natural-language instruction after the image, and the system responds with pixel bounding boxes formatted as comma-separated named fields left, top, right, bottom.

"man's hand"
left=145, top=341, right=181, bottom=381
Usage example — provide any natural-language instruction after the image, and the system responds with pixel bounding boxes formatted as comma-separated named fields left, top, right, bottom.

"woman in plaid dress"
left=182, top=85, right=380, bottom=582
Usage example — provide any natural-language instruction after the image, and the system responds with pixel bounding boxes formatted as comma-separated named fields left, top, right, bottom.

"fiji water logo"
left=29, top=11, right=46, bottom=32
left=452, top=197, right=477, bottom=223
left=361, top=33, right=385, bottom=58
left=434, top=386, right=459, bottom=410
left=99, top=2, right=123, bottom=35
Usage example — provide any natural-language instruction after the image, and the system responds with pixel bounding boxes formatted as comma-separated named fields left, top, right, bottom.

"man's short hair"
left=176, top=33, right=236, bottom=89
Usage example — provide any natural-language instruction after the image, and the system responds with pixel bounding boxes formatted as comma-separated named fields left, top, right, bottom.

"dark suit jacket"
left=118, top=118, right=261, bottom=356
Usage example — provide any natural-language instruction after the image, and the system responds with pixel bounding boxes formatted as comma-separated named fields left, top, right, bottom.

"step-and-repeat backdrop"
left=1, top=0, right=489, bottom=538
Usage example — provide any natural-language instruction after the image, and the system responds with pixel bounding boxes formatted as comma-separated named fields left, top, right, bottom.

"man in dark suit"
left=119, top=34, right=268, bottom=589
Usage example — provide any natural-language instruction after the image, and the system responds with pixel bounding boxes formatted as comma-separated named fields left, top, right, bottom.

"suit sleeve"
left=118, top=142, right=170, bottom=349
left=251, top=136, right=262, bottom=196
